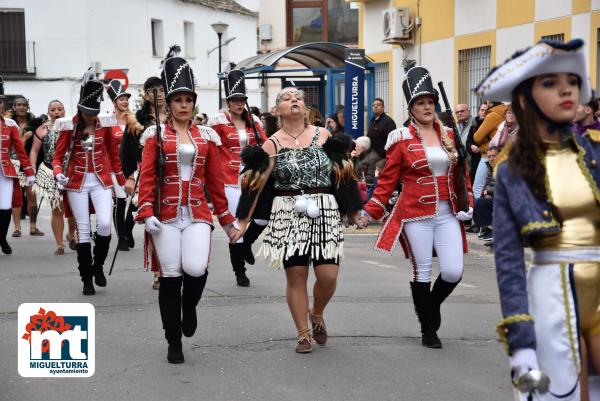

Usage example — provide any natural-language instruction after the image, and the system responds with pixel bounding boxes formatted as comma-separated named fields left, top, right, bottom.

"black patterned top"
left=42, top=126, right=59, bottom=168
left=272, top=128, right=332, bottom=191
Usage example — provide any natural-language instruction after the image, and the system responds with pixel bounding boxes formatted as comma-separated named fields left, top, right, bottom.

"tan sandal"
left=30, top=228, right=45, bottom=236
left=54, top=245, right=64, bottom=255
left=295, top=328, right=314, bottom=354
left=66, top=233, right=77, bottom=250
left=12, top=229, right=21, bottom=238
left=310, top=309, right=328, bottom=346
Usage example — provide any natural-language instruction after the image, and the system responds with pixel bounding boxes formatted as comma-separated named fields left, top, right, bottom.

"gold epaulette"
left=585, top=129, right=600, bottom=142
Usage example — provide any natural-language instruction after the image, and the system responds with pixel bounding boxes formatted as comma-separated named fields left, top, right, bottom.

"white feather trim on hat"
left=476, top=39, right=591, bottom=104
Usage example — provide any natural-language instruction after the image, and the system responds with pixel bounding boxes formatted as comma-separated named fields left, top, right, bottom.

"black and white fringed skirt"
left=258, top=193, right=344, bottom=268
left=33, top=164, right=63, bottom=210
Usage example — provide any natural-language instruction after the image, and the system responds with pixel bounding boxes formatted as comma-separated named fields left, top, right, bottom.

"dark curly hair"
left=508, top=79, right=564, bottom=224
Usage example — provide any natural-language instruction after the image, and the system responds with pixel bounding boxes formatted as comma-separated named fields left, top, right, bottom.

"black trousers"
left=473, top=197, right=493, bottom=228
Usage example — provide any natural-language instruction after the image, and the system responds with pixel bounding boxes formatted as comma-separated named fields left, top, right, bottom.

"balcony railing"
left=0, top=41, right=36, bottom=75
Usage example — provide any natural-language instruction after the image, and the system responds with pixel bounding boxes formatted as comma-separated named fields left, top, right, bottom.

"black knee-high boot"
left=92, top=234, right=111, bottom=287
left=229, top=243, right=249, bottom=287
left=410, top=281, right=442, bottom=348
left=124, top=204, right=136, bottom=248
left=0, top=209, right=13, bottom=254
left=240, top=221, right=267, bottom=265
left=76, top=243, right=94, bottom=295
left=431, top=275, right=461, bottom=331
left=114, top=199, right=129, bottom=251
left=158, top=276, right=184, bottom=363
left=181, top=272, right=208, bottom=337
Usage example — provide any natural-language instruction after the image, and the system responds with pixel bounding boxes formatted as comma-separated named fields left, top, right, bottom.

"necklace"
left=281, top=126, right=304, bottom=146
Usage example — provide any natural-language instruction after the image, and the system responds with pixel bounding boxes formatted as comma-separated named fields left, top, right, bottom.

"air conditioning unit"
left=382, top=7, right=414, bottom=44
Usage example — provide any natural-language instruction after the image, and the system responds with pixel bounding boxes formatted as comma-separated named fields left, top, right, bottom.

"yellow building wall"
left=367, top=50, right=394, bottom=114
left=497, top=0, right=535, bottom=28
left=591, top=11, right=600, bottom=90
left=394, top=0, right=454, bottom=43
left=572, top=0, right=591, bottom=14
left=534, top=17, right=572, bottom=42
left=454, top=31, right=496, bottom=105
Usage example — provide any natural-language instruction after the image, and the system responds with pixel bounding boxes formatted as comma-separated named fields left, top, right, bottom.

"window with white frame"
left=151, top=19, right=164, bottom=57
left=184, top=21, right=195, bottom=58
left=458, top=45, right=491, bottom=116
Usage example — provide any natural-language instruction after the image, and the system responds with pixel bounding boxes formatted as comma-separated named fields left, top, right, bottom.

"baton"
left=35, top=195, right=45, bottom=216
left=109, top=173, right=140, bottom=276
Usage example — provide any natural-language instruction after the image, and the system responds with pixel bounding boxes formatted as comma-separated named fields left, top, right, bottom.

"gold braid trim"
left=496, top=314, right=534, bottom=353
left=520, top=220, right=559, bottom=235
left=574, top=137, right=600, bottom=204
left=560, top=263, right=581, bottom=374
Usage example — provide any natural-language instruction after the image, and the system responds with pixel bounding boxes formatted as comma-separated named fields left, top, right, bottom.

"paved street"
left=1, top=210, right=511, bottom=401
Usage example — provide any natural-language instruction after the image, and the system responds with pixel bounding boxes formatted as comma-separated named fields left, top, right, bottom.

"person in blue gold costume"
left=477, top=39, right=600, bottom=401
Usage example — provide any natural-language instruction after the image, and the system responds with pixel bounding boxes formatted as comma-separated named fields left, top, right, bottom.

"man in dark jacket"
left=367, top=98, right=396, bottom=159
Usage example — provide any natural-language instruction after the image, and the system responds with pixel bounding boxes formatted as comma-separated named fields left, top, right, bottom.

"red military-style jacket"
left=208, top=112, right=267, bottom=187
left=364, top=122, right=474, bottom=255
left=135, top=122, right=235, bottom=227
left=0, top=116, right=35, bottom=207
left=52, top=115, right=126, bottom=191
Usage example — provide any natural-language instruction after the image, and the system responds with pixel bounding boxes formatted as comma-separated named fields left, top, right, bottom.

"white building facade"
left=0, top=0, right=260, bottom=116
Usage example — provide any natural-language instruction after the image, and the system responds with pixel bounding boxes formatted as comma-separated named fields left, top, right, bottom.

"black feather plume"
left=160, top=45, right=182, bottom=68
left=240, top=145, right=269, bottom=174
left=323, top=133, right=352, bottom=165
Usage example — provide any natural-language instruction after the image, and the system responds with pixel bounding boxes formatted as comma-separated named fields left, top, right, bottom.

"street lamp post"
left=211, top=21, right=229, bottom=110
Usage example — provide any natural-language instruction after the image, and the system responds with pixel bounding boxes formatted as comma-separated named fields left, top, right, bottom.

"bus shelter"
left=233, top=42, right=378, bottom=124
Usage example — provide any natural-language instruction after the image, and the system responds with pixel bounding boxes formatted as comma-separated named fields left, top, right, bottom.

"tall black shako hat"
left=107, top=79, right=130, bottom=102
left=78, top=68, right=104, bottom=116
left=402, top=66, right=438, bottom=108
left=161, top=45, right=196, bottom=102
left=225, top=69, right=247, bottom=100
left=0, top=75, right=4, bottom=98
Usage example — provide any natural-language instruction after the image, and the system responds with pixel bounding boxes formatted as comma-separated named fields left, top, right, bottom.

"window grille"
left=374, top=62, right=390, bottom=110
left=458, top=45, right=491, bottom=116
left=541, top=33, right=564, bottom=43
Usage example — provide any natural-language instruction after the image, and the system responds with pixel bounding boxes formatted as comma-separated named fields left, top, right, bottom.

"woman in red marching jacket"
left=135, top=53, right=237, bottom=364
left=360, top=66, right=473, bottom=349
left=0, top=76, right=35, bottom=254
left=208, top=69, right=267, bottom=287
left=52, top=75, right=126, bottom=296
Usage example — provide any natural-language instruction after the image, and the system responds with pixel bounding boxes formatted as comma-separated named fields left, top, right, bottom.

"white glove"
left=56, top=173, right=69, bottom=186
left=456, top=207, right=473, bottom=221
left=26, top=175, right=35, bottom=186
left=509, top=348, right=540, bottom=382
left=144, top=216, right=162, bottom=235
